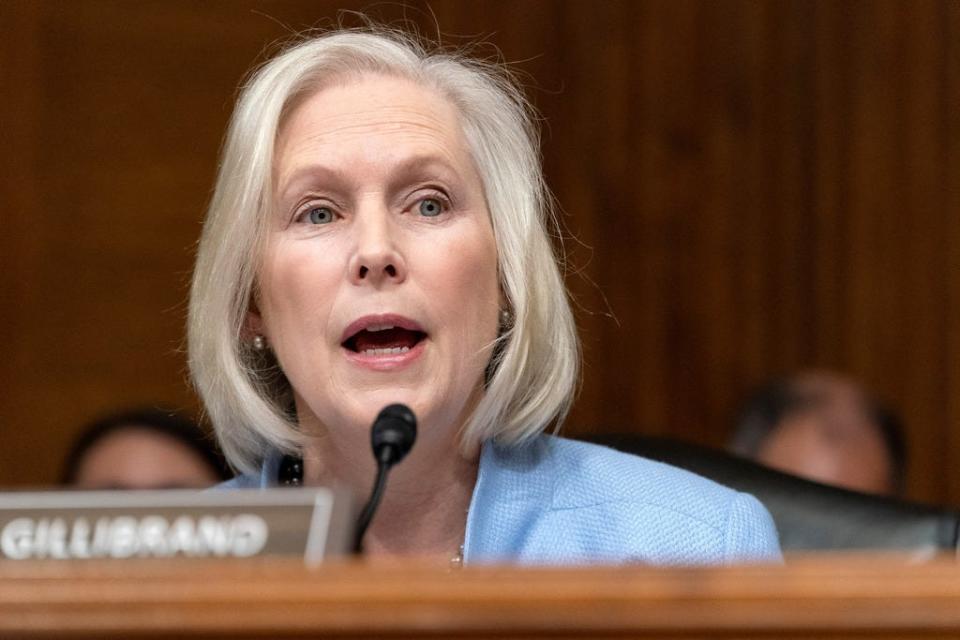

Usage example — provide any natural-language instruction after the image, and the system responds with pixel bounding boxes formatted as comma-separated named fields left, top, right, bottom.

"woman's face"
left=252, top=74, right=500, bottom=450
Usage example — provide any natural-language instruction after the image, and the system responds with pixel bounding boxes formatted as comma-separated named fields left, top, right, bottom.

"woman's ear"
left=242, top=298, right=266, bottom=342
left=497, top=289, right=512, bottom=325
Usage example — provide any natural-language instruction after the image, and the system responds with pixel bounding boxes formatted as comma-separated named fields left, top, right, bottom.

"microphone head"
left=370, top=403, right=417, bottom=465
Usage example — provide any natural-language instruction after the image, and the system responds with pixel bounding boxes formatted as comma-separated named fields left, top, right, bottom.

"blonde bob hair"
left=188, top=27, right=579, bottom=474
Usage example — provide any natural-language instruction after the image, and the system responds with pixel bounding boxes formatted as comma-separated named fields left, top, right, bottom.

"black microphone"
left=353, top=403, right=417, bottom=554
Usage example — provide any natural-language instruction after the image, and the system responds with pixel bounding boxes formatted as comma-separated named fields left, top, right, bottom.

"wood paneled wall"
left=1, top=1, right=957, bottom=503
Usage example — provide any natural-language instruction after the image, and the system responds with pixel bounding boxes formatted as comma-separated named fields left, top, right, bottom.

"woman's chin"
left=320, top=393, right=430, bottom=431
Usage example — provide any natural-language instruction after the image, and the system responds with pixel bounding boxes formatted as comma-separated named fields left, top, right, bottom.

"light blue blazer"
left=223, top=435, right=781, bottom=565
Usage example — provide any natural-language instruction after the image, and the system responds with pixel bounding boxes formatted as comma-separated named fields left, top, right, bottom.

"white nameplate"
left=0, top=488, right=353, bottom=565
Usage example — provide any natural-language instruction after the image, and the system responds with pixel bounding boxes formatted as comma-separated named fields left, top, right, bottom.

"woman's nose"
left=347, top=212, right=407, bottom=286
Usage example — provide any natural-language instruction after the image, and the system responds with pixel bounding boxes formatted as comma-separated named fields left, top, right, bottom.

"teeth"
left=365, top=324, right=395, bottom=332
left=361, top=346, right=410, bottom=356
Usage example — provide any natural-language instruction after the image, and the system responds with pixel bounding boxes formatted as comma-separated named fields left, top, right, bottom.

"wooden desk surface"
left=1, top=554, right=959, bottom=639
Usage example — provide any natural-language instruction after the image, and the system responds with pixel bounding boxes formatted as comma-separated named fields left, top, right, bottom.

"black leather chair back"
left=585, top=434, right=960, bottom=554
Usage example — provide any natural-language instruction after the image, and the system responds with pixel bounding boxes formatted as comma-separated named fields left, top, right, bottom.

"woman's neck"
left=300, top=433, right=479, bottom=557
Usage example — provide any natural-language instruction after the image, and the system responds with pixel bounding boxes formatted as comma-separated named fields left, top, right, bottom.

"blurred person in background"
left=61, top=408, right=231, bottom=490
left=729, top=371, right=907, bottom=497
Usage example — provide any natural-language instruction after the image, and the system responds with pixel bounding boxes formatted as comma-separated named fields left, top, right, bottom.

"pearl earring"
left=499, top=309, right=512, bottom=326
left=252, top=335, right=267, bottom=351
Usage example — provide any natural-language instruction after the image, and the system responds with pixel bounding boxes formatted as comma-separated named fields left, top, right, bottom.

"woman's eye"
left=418, top=198, right=443, bottom=217
left=306, top=206, right=334, bottom=224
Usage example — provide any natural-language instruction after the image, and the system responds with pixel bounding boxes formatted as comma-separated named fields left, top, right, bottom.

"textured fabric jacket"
left=221, top=434, right=782, bottom=565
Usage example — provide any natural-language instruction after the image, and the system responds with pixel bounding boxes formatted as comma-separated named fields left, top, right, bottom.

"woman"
left=189, top=27, right=780, bottom=565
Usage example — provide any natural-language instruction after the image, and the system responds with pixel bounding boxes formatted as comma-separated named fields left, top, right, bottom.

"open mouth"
left=342, top=324, right=428, bottom=356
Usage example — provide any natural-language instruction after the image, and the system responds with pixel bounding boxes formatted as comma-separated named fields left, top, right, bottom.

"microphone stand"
left=352, top=403, right=417, bottom=555
left=352, top=454, right=391, bottom=554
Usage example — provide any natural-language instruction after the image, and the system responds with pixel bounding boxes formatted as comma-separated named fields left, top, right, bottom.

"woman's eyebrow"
left=280, top=154, right=463, bottom=200
left=277, top=164, right=346, bottom=204
left=386, top=154, right=462, bottom=190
